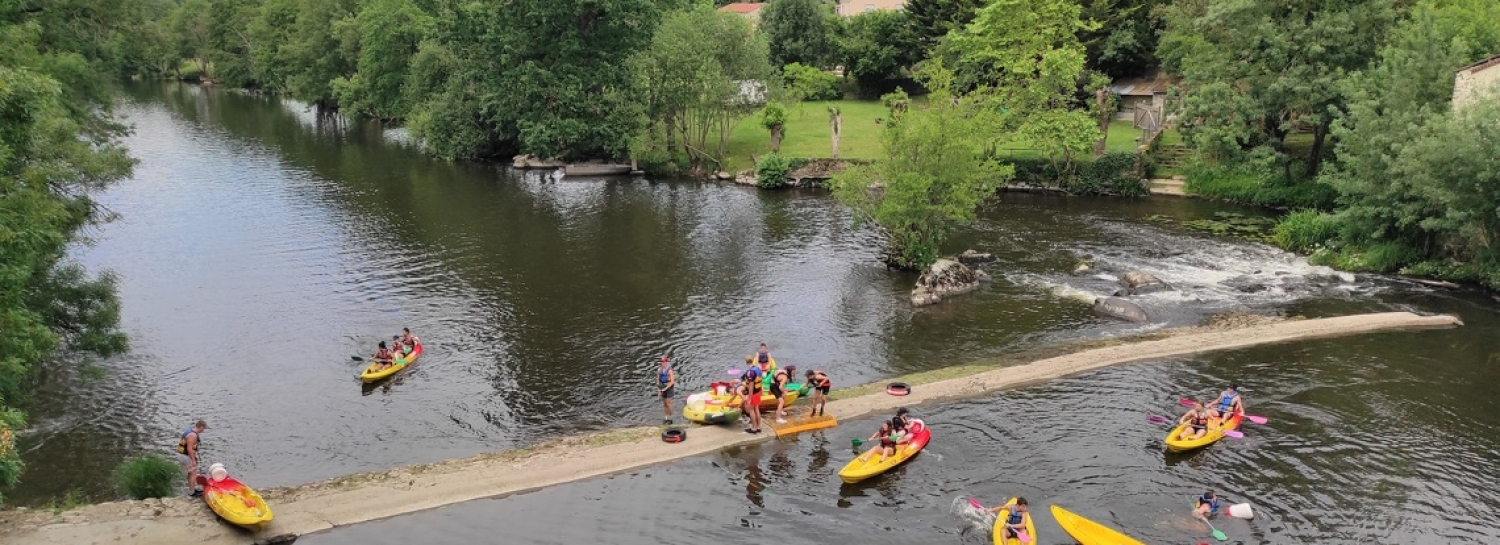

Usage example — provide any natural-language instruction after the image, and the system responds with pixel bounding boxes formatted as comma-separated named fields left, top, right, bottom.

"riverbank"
left=0, top=311, right=1459, bottom=545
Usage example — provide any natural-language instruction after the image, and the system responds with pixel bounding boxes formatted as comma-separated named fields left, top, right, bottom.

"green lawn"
left=721, top=99, right=1173, bottom=171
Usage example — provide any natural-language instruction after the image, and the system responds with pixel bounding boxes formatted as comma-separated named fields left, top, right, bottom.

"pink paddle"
left=968, top=496, right=984, bottom=509
left=1016, top=529, right=1032, bottom=543
left=1224, top=430, right=1244, bottom=438
left=1147, top=414, right=1171, bottom=424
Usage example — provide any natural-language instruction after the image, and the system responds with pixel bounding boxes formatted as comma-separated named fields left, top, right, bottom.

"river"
left=13, top=83, right=1500, bottom=543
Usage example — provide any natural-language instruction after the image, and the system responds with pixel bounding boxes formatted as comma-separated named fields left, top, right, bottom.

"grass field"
left=721, top=99, right=1168, bottom=171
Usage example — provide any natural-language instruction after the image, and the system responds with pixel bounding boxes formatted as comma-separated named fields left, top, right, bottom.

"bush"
left=1309, top=241, right=1421, bottom=273
left=114, top=454, right=179, bottom=500
left=1272, top=210, right=1339, bottom=253
left=1071, top=153, right=1146, bottom=196
left=782, top=63, right=842, bottom=101
left=756, top=152, right=794, bottom=188
left=1182, top=161, right=1338, bottom=210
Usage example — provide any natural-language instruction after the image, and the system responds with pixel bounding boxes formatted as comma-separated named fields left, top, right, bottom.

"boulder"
left=512, top=155, right=565, bottom=169
left=1073, top=259, right=1094, bottom=275
left=957, top=249, right=996, bottom=265
left=714, top=171, right=733, bottom=181
left=734, top=170, right=757, bottom=186
left=910, top=259, right=991, bottom=307
left=1120, top=270, right=1172, bottom=295
left=1093, top=296, right=1150, bottom=323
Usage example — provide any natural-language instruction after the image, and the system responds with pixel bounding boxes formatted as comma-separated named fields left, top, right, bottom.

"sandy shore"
left=0, top=311, right=1460, bottom=545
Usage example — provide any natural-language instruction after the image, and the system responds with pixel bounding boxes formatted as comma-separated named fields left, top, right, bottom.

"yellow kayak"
left=992, top=497, right=1038, bottom=545
left=836, top=425, right=930, bottom=483
left=198, top=475, right=273, bottom=531
left=1051, top=505, right=1146, bottom=545
left=682, top=391, right=743, bottom=424
left=360, top=343, right=422, bottom=382
left=1164, top=411, right=1242, bottom=452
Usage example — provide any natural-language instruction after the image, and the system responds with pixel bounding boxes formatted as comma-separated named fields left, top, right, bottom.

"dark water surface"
left=13, top=83, right=1500, bottom=543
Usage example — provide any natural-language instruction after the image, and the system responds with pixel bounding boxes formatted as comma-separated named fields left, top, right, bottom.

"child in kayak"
left=805, top=369, right=831, bottom=416
left=1177, top=401, right=1217, bottom=441
left=895, top=407, right=924, bottom=434
left=1208, top=384, right=1243, bottom=420
left=754, top=343, right=774, bottom=372
left=1194, top=489, right=1220, bottom=521
left=858, top=420, right=901, bottom=463
left=988, top=497, right=1029, bottom=541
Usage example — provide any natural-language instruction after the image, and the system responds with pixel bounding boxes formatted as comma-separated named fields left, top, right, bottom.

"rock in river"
left=1120, top=270, right=1172, bottom=295
left=910, top=259, right=991, bottom=307
left=957, top=249, right=996, bottom=265
left=1093, top=296, right=1150, bottom=323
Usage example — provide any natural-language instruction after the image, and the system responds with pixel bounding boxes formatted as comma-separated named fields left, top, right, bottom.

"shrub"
left=1272, top=210, right=1339, bottom=253
left=1182, top=161, right=1338, bottom=210
left=782, top=63, right=842, bottom=101
left=756, top=152, right=794, bottom=188
left=1309, top=241, right=1420, bottom=273
left=1071, top=153, right=1146, bottom=196
left=114, top=454, right=180, bottom=500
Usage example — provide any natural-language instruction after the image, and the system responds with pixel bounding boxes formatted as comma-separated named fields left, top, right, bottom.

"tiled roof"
left=1457, top=53, right=1500, bottom=74
left=718, top=3, right=764, bottom=14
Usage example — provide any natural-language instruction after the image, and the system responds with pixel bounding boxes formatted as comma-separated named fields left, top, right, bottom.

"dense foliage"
left=759, top=0, right=835, bottom=68
left=838, top=10, right=923, bottom=98
left=1, top=0, right=140, bottom=503
left=114, top=454, right=179, bottom=500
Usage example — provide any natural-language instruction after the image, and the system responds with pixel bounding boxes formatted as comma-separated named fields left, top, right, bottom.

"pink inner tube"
left=887, top=382, right=910, bottom=396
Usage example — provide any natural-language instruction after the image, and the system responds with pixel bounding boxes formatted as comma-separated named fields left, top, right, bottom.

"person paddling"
left=657, top=356, right=676, bottom=425
left=805, top=369, right=831, bottom=416
left=858, top=419, right=900, bottom=463
left=175, top=420, right=208, bottom=497
left=1177, top=401, right=1216, bottom=441
left=1194, top=489, right=1221, bottom=521
left=370, top=341, right=396, bottom=372
left=400, top=328, right=420, bottom=354
left=988, top=497, right=1030, bottom=542
left=1208, top=384, right=1243, bottom=420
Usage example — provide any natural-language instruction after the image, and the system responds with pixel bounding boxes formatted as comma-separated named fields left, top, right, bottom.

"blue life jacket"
left=1218, top=390, right=1237, bottom=412
left=658, top=366, right=672, bottom=387
left=1198, top=494, right=1219, bottom=511
left=1007, top=505, right=1024, bottom=525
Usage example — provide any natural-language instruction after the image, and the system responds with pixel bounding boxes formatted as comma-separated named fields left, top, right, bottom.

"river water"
left=12, top=83, right=1500, bottom=543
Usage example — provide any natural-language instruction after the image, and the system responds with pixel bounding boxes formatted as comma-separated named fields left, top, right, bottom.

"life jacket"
left=658, top=366, right=672, bottom=387
left=176, top=428, right=197, bottom=455
left=1198, top=494, right=1219, bottom=511
left=757, top=350, right=770, bottom=365
left=743, top=369, right=762, bottom=393
left=1190, top=411, right=1209, bottom=427
left=812, top=372, right=831, bottom=388
left=375, top=348, right=394, bottom=361
left=1007, top=505, right=1025, bottom=525
left=1218, top=390, right=1237, bottom=412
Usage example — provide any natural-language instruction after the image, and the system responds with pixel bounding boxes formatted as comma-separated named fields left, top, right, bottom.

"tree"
left=1, top=1, right=137, bottom=503
left=332, top=0, right=433, bottom=120
left=830, top=81, right=1013, bottom=269
left=940, top=0, right=1102, bottom=169
left=279, top=0, right=360, bottom=107
left=839, top=9, right=923, bottom=97
left=1158, top=0, right=1397, bottom=178
left=761, top=102, right=788, bottom=152
left=631, top=2, right=771, bottom=170
left=759, top=0, right=835, bottom=67
left=1077, top=0, right=1165, bottom=79
left=167, top=0, right=214, bottom=76
left=904, top=0, right=984, bottom=50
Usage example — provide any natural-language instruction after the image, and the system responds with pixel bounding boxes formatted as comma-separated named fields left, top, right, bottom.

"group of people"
left=856, top=407, right=924, bottom=463
left=654, top=343, right=834, bottom=433
left=368, top=328, right=420, bottom=373
left=1175, top=384, right=1244, bottom=441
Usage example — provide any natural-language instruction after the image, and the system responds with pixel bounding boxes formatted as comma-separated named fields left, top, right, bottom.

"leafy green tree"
left=631, top=2, right=771, bottom=170
left=410, top=0, right=661, bottom=160
left=839, top=9, right=923, bottom=97
left=279, top=0, right=359, bottom=107
left=830, top=79, right=1012, bottom=269
left=1077, top=0, right=1164, bottom=79
left=759, top=0, right=835, bottom=67
left=904, top=0, right=983, bottom=50
left=204, top=0, right=263, bottom=87
left=168, top=0, right=215, bottom=76
left=1, top=1, right=137, bottom=503
left=333, top=0, right=433, bottom=119
left=781, top=62, right=842, bottom=101
left=1158, top=0, right=1396, bottom=178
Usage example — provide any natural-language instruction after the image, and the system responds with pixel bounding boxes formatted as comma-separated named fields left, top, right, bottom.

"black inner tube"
left=887, top=382, right=910, bottom=396
left=661, top=428, right=686, bottom=443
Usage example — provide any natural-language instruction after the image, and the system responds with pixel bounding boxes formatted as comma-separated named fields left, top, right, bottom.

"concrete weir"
left=0, top=312, right=1461, bottom=545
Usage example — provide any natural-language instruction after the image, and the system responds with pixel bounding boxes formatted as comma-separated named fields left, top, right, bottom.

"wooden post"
left=829, top=107, right=842, bottom=159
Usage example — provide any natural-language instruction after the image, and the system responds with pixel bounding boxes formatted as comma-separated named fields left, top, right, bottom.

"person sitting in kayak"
left=1177, top=401, right=1218, bottom=440
left=858, top=420, right=901, bottom=463
left=988, top=496, right=1029, bottom=540
left=805, top=369, right=832, bottom=416
left=1208, top=384, right=1243, bottom=419
left=895, top=407, right=924, bottom=434
left=371, top=341, right=396, bottom=372
left=1194, top=489, right=1220, bottom=521
left=400, top=328, right=419, bottom=354
left=754, top=343, right=775, bottom=373
left=739, top=360, right=763, bottom=434
left=770, top=367, right=792, bottom=423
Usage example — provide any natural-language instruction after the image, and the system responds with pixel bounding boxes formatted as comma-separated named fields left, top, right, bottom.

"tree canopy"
left=759, top=0, right=836, bottom=68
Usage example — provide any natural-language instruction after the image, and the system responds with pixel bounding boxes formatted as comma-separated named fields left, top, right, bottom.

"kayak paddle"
left=351, top=356, right=365, bottom=361
left=1179, top=398, right=1268, bottom=424
left=1204, top=518, right=1228, bottom=541
left=1148, top=414, right=1172, bottom=424
left=1223, top=430, right=1244, bottom=438
left=968, top=496, right=984, bottom=509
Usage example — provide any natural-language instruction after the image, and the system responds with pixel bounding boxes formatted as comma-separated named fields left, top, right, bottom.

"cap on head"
left=660, top=356, right=670, bottom=363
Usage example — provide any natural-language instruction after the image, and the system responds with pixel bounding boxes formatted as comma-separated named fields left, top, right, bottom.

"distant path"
left=0, top=311, right=1460, bottom=545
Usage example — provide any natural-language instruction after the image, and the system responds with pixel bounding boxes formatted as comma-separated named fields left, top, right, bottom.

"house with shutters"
left=836, top=0, right=908, bottom=16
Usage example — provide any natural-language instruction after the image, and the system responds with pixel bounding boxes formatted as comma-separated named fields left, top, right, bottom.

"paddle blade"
left=351, top=356, right=365, bottom=361
left=727, top=369, right=742, bottom=375
left=1247, top=415, right=1269, bottom=425
left=968, top=496, right=983, bottom=509
left=1213, top=529, right=1228, bottom=541
left=1180, top=398, right=1196, bottom=407
left=1224, top=430, right=1244, bottom=438
left=1147, top=414, right=1170, bottom=424
left=1017, top=530, right=1032, bottom=543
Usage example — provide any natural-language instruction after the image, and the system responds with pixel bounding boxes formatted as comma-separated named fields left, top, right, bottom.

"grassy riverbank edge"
left=0, top=311, right=1462, bottom=545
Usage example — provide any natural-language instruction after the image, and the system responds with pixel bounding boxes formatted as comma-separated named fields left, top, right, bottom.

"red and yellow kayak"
left=837, top=423, right=931, bottom=483
left=360, top=343, right=422, bottom=382
left=199, top=475, right=273, bottom=531
left=1165, top=410, right=1242, bottom=452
